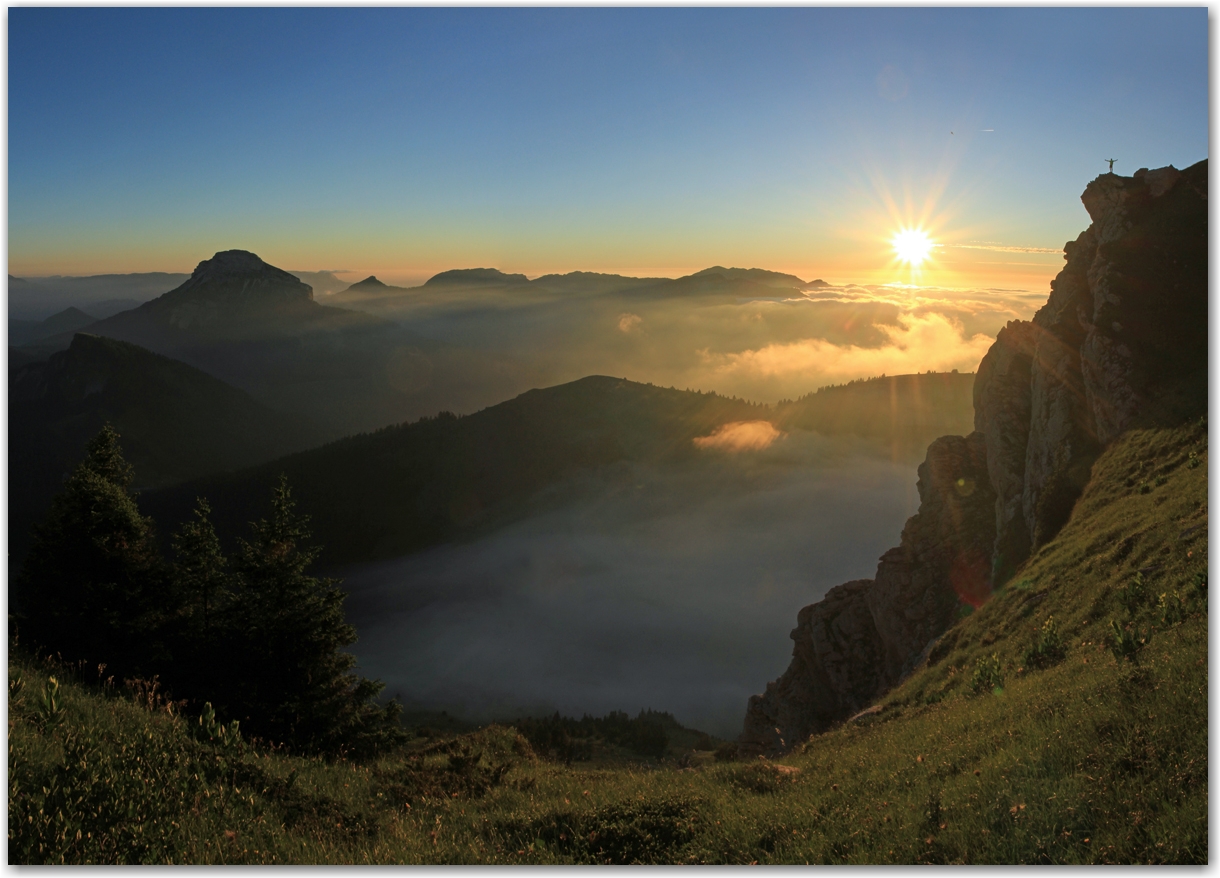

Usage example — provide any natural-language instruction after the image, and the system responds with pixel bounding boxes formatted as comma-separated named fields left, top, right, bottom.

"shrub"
left=970, top=653, right=1003, bottom=694
left=1108, top=618, right=1151, bottom=664
left=1117, top=572, right=1148, bottom=614
left=1022, top=616, right=1066, bottom=670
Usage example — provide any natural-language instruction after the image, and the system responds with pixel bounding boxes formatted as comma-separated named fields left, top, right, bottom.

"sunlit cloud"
left=708, top=311, right=994, bottom=383
left=693, top=420, right=782, bottom=452
left=618, top=313, right=643, bottom=333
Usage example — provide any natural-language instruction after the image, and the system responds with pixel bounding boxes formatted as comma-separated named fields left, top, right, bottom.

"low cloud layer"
left=339, top=434, right=921, bottom=737
left=693, top=420, right=782, bottom=452
left=709, top=311, right=995, bottom=384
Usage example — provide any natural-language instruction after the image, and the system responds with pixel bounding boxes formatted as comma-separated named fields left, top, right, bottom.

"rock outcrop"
left=740, top=160, right=1207, bottom=756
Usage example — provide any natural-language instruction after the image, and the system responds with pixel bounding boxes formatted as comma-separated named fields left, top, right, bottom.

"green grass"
left=9, top=421, right=1207, bottom=863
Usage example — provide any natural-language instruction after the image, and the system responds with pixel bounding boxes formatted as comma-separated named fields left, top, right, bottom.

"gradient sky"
left=8, top=7, right=1208, bottom=288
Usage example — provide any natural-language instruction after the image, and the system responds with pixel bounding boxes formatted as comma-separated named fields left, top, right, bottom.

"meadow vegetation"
left=9, top=419, right=1206, bottom=863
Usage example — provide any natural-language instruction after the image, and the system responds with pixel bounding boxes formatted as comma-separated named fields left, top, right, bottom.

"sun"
left=892, top=228, right=935, bottom=266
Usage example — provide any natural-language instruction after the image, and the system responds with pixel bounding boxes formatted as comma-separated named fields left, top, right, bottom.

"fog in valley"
left=340, top=431, right=922, bottom=737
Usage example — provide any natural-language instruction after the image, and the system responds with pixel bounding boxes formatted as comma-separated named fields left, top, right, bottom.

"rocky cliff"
left=740, top=160, right=1207, bottom=756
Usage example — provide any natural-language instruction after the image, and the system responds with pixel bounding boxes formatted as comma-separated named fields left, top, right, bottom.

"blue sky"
left=8, top=7, right=1208, bottom=286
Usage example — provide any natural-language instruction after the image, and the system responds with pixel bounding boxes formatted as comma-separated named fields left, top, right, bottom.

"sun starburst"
left=892, top=228, right=935, bottom=267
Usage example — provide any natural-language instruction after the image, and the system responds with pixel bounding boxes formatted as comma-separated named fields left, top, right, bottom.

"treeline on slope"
left=511, top=709, right=717, bottom=764
left=12, top=426, right=403, bottom=759
left=772, top=371, right=975, bottom=445
left=143, top=376, right=765, bottom=566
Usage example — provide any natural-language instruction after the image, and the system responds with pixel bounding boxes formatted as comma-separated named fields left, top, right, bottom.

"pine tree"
left=225, top=475, right=403, bottom=756
left=171, top=497, right=230, bottom=641
left=18, top=425, right=168, bottom=673
left=167, top=497, right=232, bottom=700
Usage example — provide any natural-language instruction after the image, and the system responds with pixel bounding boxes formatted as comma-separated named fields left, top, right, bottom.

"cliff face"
left=741, top=433, right=995, bottom=755
left=740, top=161, right=1207, bottom=756
left=979, top=161, right=1208, bottom=574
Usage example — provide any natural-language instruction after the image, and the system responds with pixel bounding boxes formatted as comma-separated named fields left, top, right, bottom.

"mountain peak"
left=424, top=268, right=530, bottom=287
left=156, top=250, right=315, bottom=309
left=347, top=275, right=389, bottom=290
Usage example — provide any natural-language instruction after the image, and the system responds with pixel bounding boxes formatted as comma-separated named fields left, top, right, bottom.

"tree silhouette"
left=223, top=475, right=403, bottom=756
left=18, top=425, right=168, bottom=673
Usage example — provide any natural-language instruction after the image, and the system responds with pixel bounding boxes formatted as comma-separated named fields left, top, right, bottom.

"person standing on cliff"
left=1106, top=158, right=1116, bottom=172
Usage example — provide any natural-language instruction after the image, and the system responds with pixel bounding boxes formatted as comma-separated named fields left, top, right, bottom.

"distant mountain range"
left=14, top=251, right=421, bottom=437
left=10, top=251, right=851, bottom=438
left=9, top=332, right=324, bottom=567
left=8, top=272, right=190, bottom=321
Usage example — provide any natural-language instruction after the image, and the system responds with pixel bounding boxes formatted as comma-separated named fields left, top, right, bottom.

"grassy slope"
left=9, top=421, right=1206, bottom=864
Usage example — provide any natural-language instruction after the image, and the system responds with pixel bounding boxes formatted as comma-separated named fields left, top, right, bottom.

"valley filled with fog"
left=340, top=431, right=922, bottom=737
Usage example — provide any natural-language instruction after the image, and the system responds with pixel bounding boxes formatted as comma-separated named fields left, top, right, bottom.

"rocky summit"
left=740, top=160, right=1208, bottom=757
left=145, top=249, right=315, bottom=329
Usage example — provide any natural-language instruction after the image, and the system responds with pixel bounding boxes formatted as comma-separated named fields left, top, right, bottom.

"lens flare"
left=892, top=228, right=935, bottom=266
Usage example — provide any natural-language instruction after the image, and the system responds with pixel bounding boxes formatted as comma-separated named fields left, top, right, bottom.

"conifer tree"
left=168, top=497, right=232, bottom=698
left=225, top=475, right=403, bottom=756
left=171, top=497, right=230, bottom=641
left=18, top=425, right=167, bottom=673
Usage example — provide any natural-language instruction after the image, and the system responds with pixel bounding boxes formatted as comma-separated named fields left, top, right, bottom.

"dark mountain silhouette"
left=346, top=275, right=391, bottom=292
left=329, top=275, right=414, bottom=307
left=9, top=306, right=98, bottom=346
left=9, top=332, right=324, bottom=568
left=688, top=266, right=810, bottom=289
left=25, top=251, right=381, bottom=352
left=424, top=268, right=530, bottom=287
left=143, top=376, right=769, bottom=567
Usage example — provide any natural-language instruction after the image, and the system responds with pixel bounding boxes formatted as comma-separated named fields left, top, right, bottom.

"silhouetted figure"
left=1106, top=158, right=1116, bottom=172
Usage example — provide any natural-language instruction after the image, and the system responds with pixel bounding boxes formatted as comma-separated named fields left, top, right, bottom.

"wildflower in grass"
left=1157, top=590, right=1185, bottom=626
